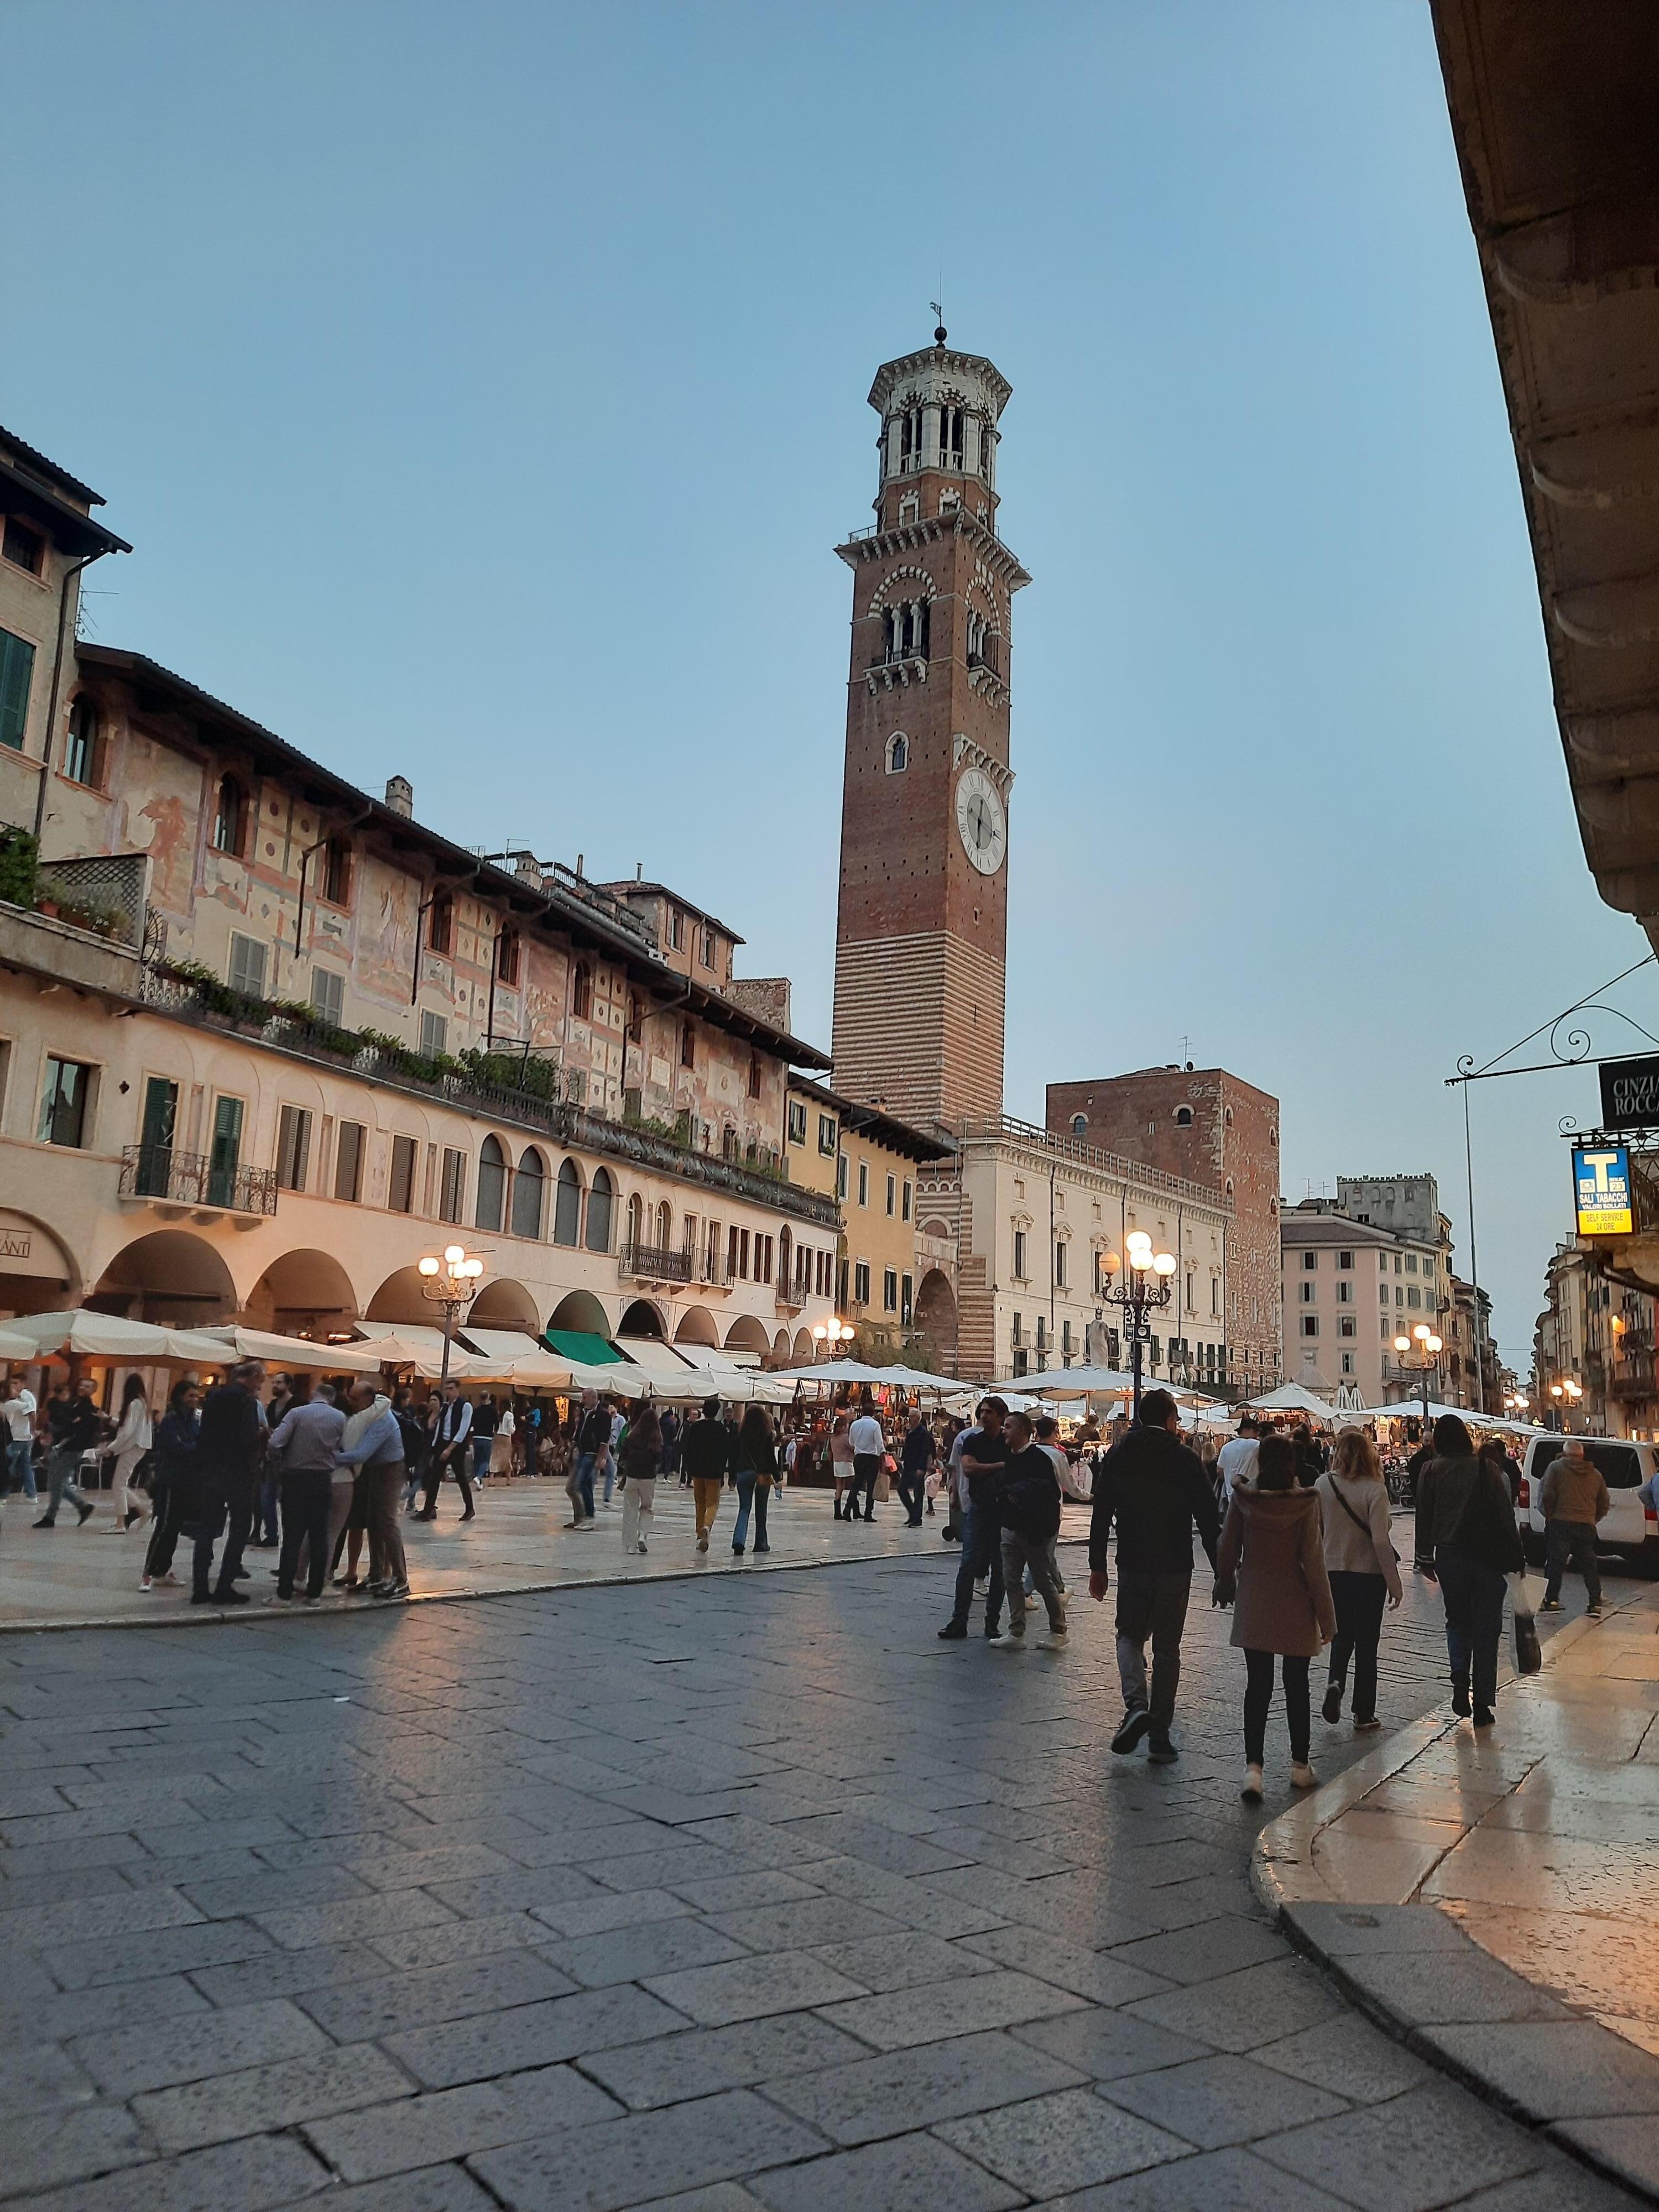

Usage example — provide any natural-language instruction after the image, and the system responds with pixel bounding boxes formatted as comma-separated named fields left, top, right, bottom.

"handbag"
left=1507, top=1570, right=1542, bottom=1674
left=1329, top=1476, right=1400, bottom=1564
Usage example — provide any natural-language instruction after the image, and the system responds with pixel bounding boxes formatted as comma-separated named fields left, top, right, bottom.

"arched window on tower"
left=475, top=1134, right=507, bottom=1233
left=940, top=405, right=963, bottom=468
left=1070, top=1114, right=1087, bottom=1138
left=1174, top=1106, right=1194, bottom=1128
left=885, top=733, right=908, bottom=774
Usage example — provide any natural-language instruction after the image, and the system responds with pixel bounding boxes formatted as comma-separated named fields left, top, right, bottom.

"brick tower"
left=830, top=329, right=1029, bottom=1129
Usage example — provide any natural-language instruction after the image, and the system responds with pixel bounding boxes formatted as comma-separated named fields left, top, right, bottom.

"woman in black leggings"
left=1215, top=1433, right=1337, bottom=1803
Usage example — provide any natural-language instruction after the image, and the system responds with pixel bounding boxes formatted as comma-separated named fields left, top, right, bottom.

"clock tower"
left=831, top=329, right=1029, bottom=1128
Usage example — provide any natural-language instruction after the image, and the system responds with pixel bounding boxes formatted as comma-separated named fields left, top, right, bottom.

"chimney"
left=384, top=775, right=413, bottom=818
left=635, top=862, right=643, bottom=882
left=513, top=851, right=541, bottom=885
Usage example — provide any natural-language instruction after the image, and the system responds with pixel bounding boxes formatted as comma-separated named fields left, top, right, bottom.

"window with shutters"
left=857, top=1161, right=869, bottom=1208
left=439, top=1147, right=466, bottom=1224
left=419, top=1010, right=448, bottom=1060
left=585, top=1166, right=614, bottom=1251
left=311, top=967, right=345, bottom=1026
left=228, top=933, right=267, bottom=1000
left=818, top=1113, right=837, bottom=1156
left=1013, top=1229, right=1028, bottom=1280
left=275, top=1105, right=312, bottom=1192
left=62, top=697, right=100, bottom=786
left=787, top=1099, right=807, bottom=1146
left=902, top=1179, right=912, bottom=1223
left=212, top=774, right=247, bottom=857
left=854, top=1261, right=871, bottom=1306
left=883, top=1269, right=898, bottom=1313
left=496, top=930, right=520, bottom=985
left=38, top=1056, right=92, bottom=1147
left=2, top=517, right=45, bottom=575
left=554, top=1158, right=581, bottom=1245
left=748, top=1052, right=762, bottom=1099
left=680, top=1018, right=695, bottom=1068
left=388, top=1134, right=418, bottom=1214
left=572, top=963, right=593, bottom=1020
left=321, top=838, right=353, bottom=908
left=885, top=1173, right=896, bottom=1217
left=514, top=1147, right=547, bottom=1239
left=334, top=1120, right=366, bottom=1202
left=476, top=1135, right=507, bottom=1231
left=0, top=627, right=35, bottom=751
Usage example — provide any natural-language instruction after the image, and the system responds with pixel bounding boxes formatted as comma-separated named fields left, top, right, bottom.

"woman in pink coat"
left=1215, top=1432, right=1337, bottom=1804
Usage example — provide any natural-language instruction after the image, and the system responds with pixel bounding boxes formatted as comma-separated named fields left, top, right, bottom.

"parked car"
left=1516, top=1434, right=1659, bottom=1575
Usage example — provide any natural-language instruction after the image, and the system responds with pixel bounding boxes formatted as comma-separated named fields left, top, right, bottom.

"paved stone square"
left=0, top=1542, right=1634, bottom=2210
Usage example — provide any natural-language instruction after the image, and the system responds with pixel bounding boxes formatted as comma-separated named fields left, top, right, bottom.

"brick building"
left=1046, top=1066, right=1282, bottom=1394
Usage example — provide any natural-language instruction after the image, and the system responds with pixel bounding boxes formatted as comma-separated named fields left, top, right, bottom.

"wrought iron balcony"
left=619, top=1241, right=693, bottom=1285
left=120, top=1144, right=278, bottom=1217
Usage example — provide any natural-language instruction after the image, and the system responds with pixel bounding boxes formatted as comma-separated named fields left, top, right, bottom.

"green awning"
left=545, top=1329, right=622, bottom=1365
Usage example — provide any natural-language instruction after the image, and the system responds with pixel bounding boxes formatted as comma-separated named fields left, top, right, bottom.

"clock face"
left=955, top=767, right=1007, bottom=875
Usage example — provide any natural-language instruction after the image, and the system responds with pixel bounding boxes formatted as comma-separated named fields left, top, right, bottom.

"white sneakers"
left=1240, top=1764, right=1265, bottom=1803
left=988, top=1630, right=1025, bottom=1650
left=1291, top=1761, right=1318, bottom=1790
left=1041, top=1626, right=1068, bottom=1647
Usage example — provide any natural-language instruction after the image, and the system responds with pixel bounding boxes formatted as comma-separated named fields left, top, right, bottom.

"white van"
left=1517, top=1434, right=1659, bottom=1575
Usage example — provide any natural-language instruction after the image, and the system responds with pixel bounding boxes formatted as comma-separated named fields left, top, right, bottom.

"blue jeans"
left=472, top=1437, right=493, bottom=1483
left=951, top=1500, right=1004, bottom=1632
left=575, top=1453, right=598, bottom=1519
left=7, top=1438, right=35, bottom=1498
left=732, top=1474, right=769, bottom=1551
left=257, top=1472, right=279, bottom=1545
left=45, top=1445, right=87, bottom=1517
left=1436, top=1547, right=1505, bottom=1710
left=602, top=1450, right=617, bottom=1505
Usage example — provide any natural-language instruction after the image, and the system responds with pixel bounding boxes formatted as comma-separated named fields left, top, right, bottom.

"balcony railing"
left=140, top=965, right=839, bottom=1230
left=120, top=1144, right=278, bottom=1217
left=775, top=1284, right=806, bottom=1314
left=619, top=1242, right=693, bottom=1285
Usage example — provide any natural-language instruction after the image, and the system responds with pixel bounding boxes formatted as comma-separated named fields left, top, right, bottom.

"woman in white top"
left=109, top=1373, right=154, bottom=1531
left=489, top=1400, right=516, bottom=1477
left=1316, top=1427, right=1402, bottom=1732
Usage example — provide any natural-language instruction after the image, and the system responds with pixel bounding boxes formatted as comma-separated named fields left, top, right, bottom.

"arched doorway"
left=618, top=1298, right=665, bottom=1338
left=466, top=1277, right=541, bottom=1332
left=244, top=1249, right=358, bottom=1337
left=913, top=1269, right=958, bottom=1373
left=674, top=1305, right=718, bottom=1348
left=0, top=1207, right=79, bottom=1317
left=91, top=1232, right=238, bottom=1326
left=724, top=1313, right=769, bottom=1357
left=366, top=1267, right=434, bottom=1326
left=547, top=1288, right=611, bottom=1338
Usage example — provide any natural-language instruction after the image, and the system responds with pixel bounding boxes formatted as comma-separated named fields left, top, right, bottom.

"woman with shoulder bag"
left=732, top=1406, right=778, bottom=1557
left=1215, top=1432, right=1338, bottom=1802
left=1415, top=1413, right=1524, bottom=1728
left=108, top=1374, right=155, bottom=1532
left=1317, top=1429, right=1402, bottom=1733
left=618, top=1402, right=661, bottom=1556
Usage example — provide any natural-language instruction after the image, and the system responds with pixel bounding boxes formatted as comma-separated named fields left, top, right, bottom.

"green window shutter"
left=0, top=629, right=35, bottom=751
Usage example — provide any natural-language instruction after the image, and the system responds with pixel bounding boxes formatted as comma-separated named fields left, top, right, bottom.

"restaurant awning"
left=612, top=1337, right=700, bottom=1383
left=2, top=1310, right=231, bottom=1365
left=547, top=1329, right=622, bottom=1365
left=201, top=1327, right=385, bottom=1374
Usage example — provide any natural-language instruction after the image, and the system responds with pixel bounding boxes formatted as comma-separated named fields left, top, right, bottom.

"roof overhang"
left=0, top=458, right=131, bottom=560
left=1432, top=2, right=1659, bottom=941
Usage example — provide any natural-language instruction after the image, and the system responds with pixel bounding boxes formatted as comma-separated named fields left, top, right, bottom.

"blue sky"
left=7, top=0, right=1642, bottom=1371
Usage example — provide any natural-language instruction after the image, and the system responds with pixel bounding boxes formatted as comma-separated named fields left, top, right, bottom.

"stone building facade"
left=0, top=431, right=839, bottom=1361
left=1046, top=1066, right=1282, bottom=1394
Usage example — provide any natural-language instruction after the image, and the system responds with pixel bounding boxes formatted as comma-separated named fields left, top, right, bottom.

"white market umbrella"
left=763, top=1359, right=900, bottom=1387
left=0, top=1326, right=39, bottom=1363
left=200, top=1327, right=385, bottom=1374
left=1244, top=1382, right=1345, bottom=1420
left=3, top=1309, right=231, bottom=1365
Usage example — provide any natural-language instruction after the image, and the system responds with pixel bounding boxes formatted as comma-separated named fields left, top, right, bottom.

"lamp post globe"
left=419, top=1244, right=487, bottom=1389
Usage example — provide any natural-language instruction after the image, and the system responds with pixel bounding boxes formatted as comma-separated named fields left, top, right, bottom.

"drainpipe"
left=33, top=551, right=113, bottom=848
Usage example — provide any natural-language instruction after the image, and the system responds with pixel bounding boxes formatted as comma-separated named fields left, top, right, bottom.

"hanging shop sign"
left=1573, top=1144, right=1636, bottom=1237
left=1599, top=1055, right=1659, bottom=1131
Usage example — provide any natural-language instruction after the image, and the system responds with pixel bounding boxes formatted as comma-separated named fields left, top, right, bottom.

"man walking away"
left=393, top=1384, right=429, bottom=1508
left=1540, top=1436, right=1609, bottom=1616
left=572, top=1391, right=611, bottom=1528
left=421, top=1383, right=475, bottom=1522
left=336, top=1383, right=410, bottom=1599
left=990, top=1411, right=1067, bottom=1649
left=470, top=1394, right=498, bottom=1488
left=35, top=1378, right=100, bottom=1528
left=848, top=1401, right=885, bottom=1523
left=1089, top=1388, right=1220, bottom=1764
left=4, top=1373, right=37, bottom=1502
left=191, top=1360, right=265, bottom=1605
left=899, top=1406, right=933, bottom=1527
left=1217, top=1418, right=1259, bottom=1506
left=939, top=1399, right=1009, bottom=1640
left=267, top=1381, right=346, bottom=1604
left=681, top=1396, right=730, bottom=1553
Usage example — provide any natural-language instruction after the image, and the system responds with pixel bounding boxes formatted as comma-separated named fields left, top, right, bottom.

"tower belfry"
left=830, top=331, right=1029, bottom=1128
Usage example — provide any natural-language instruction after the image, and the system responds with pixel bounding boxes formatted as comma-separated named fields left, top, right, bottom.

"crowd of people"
left=3, top=1364, right=1602, bottom=1791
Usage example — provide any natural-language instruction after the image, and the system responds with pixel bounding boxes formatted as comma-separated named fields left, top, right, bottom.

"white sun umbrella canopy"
left=1244, top=1382, right=1345, bottom=1420
left=2, top=1309, right=232, bottom=1365
left=763, top=1359, right=899, bottom=1387
left=200, top=1327, right=385, bottom=1374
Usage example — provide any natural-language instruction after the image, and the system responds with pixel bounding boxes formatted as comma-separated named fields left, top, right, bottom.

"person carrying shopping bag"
left=1317, top=1428, right=1402, bottom=1732
left=1215, top=1431, right=1337, bottom=1803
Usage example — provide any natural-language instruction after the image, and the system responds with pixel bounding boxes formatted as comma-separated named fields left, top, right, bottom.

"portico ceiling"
left=1432, top=2, right=1659, bottom=932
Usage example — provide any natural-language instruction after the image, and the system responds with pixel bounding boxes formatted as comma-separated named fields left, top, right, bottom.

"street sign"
left=1573, top=1143, right=1636, bottom=1236
left=1599, top=1055, right=1659, bottom=1130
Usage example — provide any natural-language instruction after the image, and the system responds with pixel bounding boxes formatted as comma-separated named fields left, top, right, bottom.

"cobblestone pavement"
left=0, top=1542, right=1635, bottom=2211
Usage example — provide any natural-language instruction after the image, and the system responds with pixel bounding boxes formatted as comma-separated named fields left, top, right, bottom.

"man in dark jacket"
left=939, top=1398, right=1010, bottom=1640
left=1089, top=1389, right=1220, bottom=1764
left=681, top=1397, right=731, bottom=1553
left=192, top=1360, right=266, bottom=1606
left=991, top=1411, right=1066, bottom=1648
left=34, top=1377, right=100, bottom=1527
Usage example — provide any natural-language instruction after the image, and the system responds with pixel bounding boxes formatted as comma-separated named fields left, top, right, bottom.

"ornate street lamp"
left=1392, top=1323, right=1444, bottom=1429
left=1099, top=1232, right=1178, bottom=1420
left=1547, top=1376, right=1583, bottom=1433
left=812, top=1317, right=852, bottom=1363
left=417, top=1243, right=486, bottom=1389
